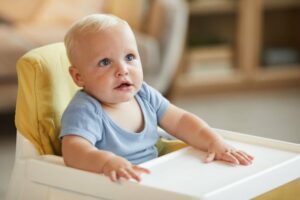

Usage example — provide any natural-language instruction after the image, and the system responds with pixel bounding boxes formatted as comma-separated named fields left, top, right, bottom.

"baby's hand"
left=102, top=155, right=150, bottom=182
left=205, top=140, right=254, bottom=165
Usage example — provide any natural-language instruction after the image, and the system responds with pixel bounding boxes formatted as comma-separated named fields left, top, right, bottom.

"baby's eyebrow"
left=124, top=46, right=138, bottom=52
left=96, top=54, right=111, bottom=59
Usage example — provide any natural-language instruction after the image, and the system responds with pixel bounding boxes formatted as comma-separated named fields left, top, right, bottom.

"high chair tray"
left=139, top=129, right=300, bottom=200
left=27, top=129, right=300, bottom=200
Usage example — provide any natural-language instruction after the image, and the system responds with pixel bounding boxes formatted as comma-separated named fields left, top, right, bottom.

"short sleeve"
left=138, top=82, right=170, bottom=122
left=59, top=92, right=103, bottom=145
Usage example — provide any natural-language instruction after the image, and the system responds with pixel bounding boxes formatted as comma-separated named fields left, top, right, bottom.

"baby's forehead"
left=77, top=23, right=134, bottom=42
left=80, top=21, right=130, bottom=35
left=74, top=24, right=137, bottom=54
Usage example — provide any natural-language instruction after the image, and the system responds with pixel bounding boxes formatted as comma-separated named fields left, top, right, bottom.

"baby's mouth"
left=115, top=82, right=133, bottom=89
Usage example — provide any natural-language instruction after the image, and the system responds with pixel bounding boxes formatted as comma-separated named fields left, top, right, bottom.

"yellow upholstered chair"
left=14, top=43, right=76, bottom=156
left=6, top=42, right=77, bottom=200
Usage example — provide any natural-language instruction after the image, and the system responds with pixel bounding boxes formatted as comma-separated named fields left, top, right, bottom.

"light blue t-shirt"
left=60, top=82, right=169, bottom=165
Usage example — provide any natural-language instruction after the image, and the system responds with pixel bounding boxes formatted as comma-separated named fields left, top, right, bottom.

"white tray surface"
left=139, top=138, right=300, bottom=198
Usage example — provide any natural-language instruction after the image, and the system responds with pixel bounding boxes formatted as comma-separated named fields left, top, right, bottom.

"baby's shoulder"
left=137, top=82, right=152, bottom=100
left=66, top=90, right=102, bottom=115
left=137, top=82, right=166, bottom=104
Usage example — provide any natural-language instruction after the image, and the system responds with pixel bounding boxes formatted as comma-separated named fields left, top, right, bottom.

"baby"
left=60, top=14, right=254, bottom=182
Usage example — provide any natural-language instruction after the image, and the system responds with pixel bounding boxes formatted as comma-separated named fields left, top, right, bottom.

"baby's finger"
left=222, top=152, right=239, bottom=165
left=133, top=166, right=151, bottom=174
left=236, top=151, right=254, bottom=163
left=239, top=151, right=254, bottom=160
left=109, top=170, right=117, bottom=182
left=205, top=152, right=215, bottom=163
left=231, top=151, right=251, bottom=165
left=117, top=168, right=131, bottom=180
left=127, top=168, right=141, bottom=182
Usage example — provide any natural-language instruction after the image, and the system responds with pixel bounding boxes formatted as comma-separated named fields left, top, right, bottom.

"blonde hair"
left=64, top=14, right=127, bottom=65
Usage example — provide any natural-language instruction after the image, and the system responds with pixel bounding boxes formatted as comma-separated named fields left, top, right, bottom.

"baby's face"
left=70, top=23, right=143, bottom=104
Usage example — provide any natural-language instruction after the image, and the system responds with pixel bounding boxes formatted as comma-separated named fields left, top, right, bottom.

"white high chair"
left=5, top=42, right=189, bottom=200
left=5, top=42, right=300, bottom=200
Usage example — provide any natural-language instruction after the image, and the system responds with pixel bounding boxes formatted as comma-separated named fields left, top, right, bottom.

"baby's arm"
left=62, top=135, right=150, bottom=182
left=159, top=104, right=254, bottom=165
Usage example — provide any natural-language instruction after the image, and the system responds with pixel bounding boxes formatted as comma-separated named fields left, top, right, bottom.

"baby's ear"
left=69, top=66, right=84, bottom=87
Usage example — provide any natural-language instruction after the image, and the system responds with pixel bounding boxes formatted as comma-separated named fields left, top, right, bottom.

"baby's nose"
left=116, top=64, right=129, bottom=77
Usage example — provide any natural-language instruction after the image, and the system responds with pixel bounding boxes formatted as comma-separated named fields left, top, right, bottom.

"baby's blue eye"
left=125, top=54, right=135, bottom=61
left=98, top=58, right=111, bottom=67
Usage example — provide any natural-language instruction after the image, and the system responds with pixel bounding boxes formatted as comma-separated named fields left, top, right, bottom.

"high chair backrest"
left=15, top=42, right=79, bottom=155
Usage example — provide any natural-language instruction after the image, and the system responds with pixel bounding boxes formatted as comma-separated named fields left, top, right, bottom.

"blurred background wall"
left=0, top=0, right=300, bottom=199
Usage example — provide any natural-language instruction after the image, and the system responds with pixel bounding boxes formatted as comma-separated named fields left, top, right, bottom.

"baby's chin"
left=101, top=93, right=136, bottom=104
left=115, top=94, right=136, bottom=103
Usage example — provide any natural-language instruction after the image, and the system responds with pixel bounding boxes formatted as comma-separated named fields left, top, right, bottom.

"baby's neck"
left=101, top=97, right=144, bottom=133
left=101, top=99, right=134, bottom=110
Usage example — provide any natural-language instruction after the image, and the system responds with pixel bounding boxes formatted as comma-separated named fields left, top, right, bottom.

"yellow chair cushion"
left=156, top=138, right=188, bottom=156
left=15, top=42, right=79, bottom=155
